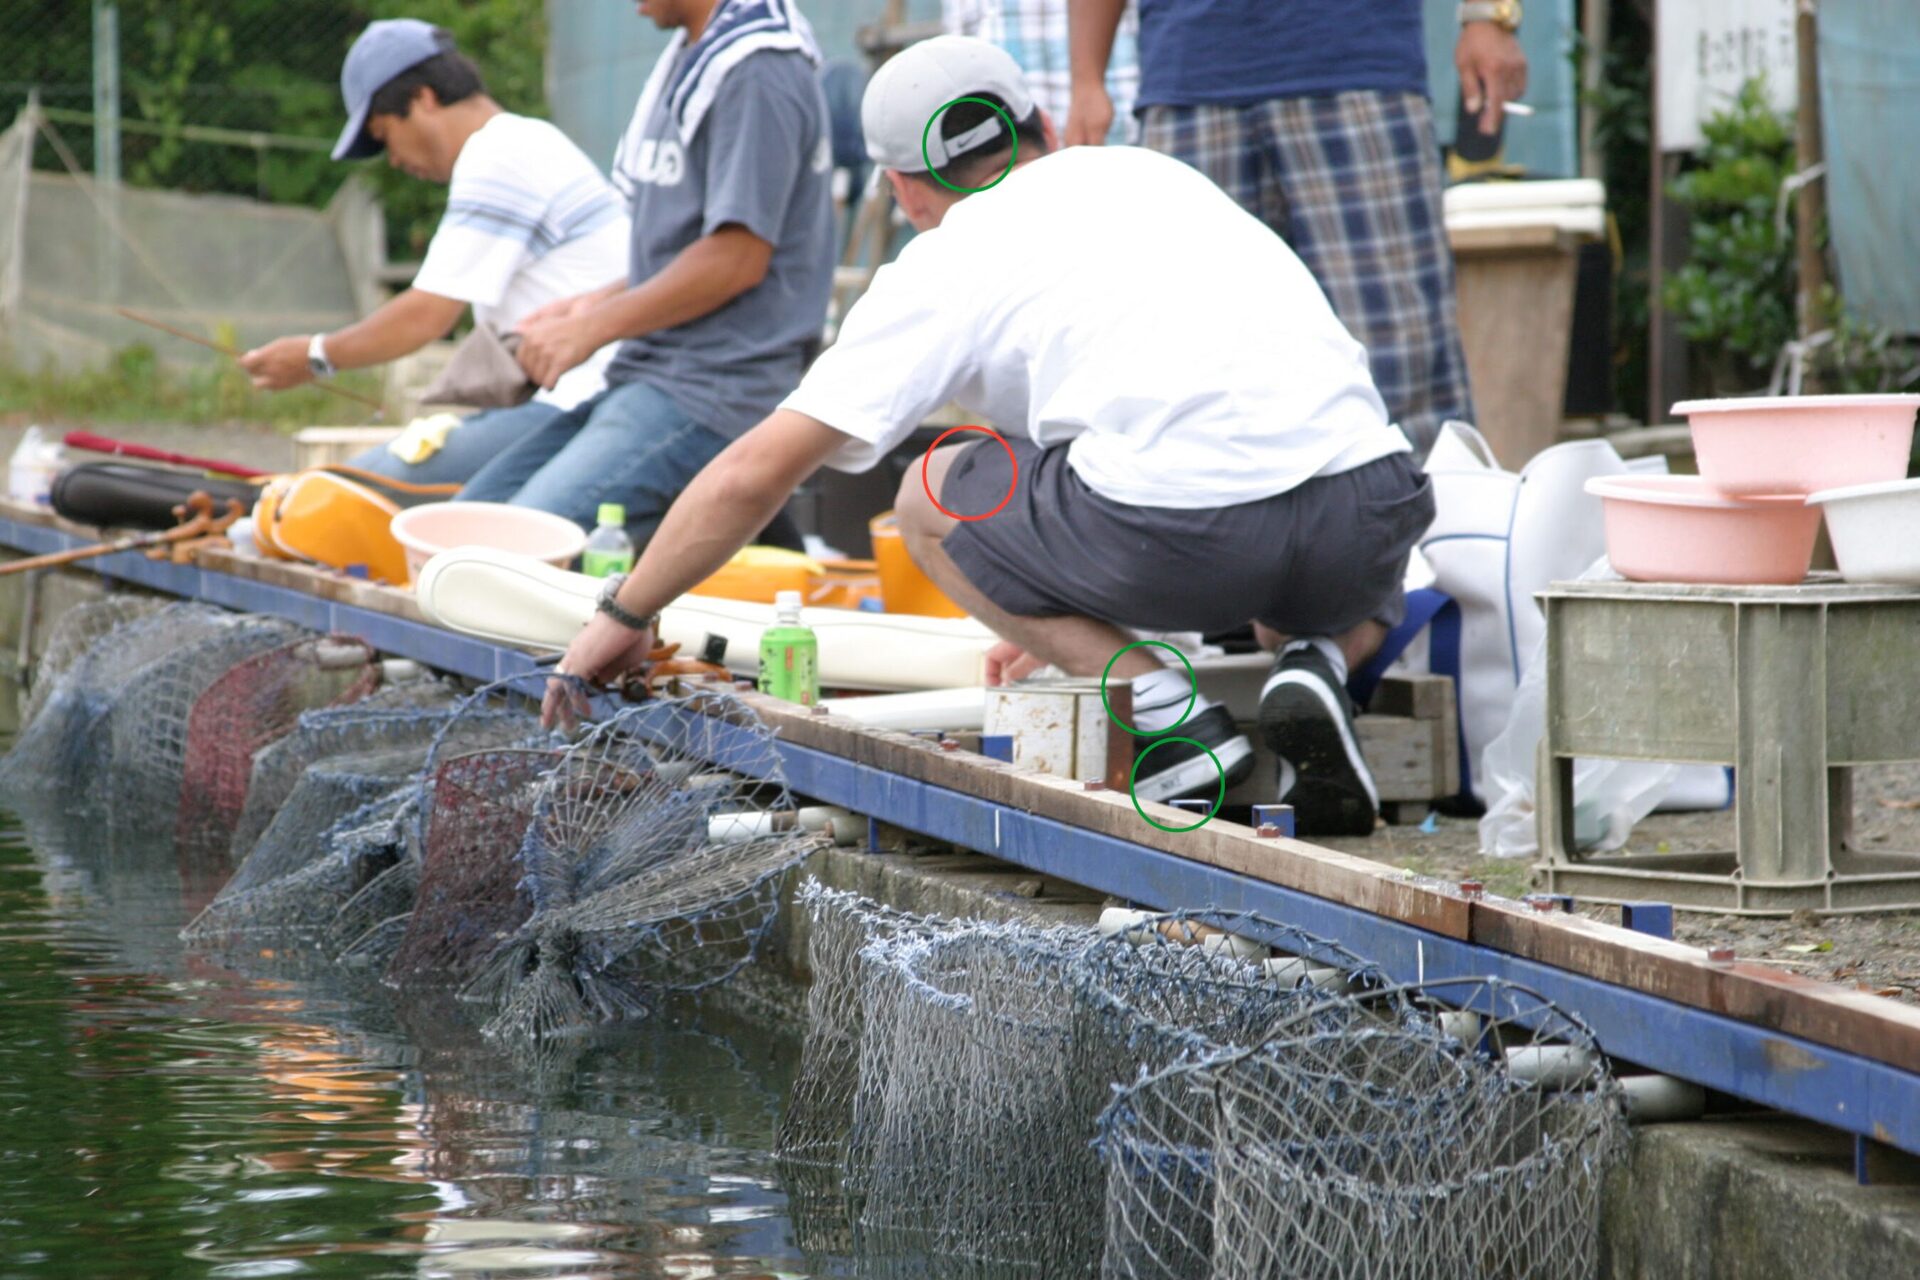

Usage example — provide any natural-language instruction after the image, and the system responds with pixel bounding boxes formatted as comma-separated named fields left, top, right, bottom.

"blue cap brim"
left=332, top=102, right=382, bottom=161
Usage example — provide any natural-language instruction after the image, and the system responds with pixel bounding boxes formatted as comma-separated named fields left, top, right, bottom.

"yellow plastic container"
left=687, top=545, right=887, bottom=608
left=252, top=469, right=410, bottom=585
left=691, top=546, right=822, bottom=604
left=870, top=512, right=967, bottom=617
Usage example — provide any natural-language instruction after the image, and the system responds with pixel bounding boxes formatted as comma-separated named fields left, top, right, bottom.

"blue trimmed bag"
left=1353, top=422, right=1732, bottom=823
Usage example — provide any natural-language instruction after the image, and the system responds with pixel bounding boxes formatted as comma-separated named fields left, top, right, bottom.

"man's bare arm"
left=239, top=288, right=465, bottom=390
left=611, top=409, right=846, bottom=619
left=540, top=408, right=848, bottom=727
left=1066, top=0, right=1127, bottom=145
left=516, top=225, right=774, bottom=389
left=517, top=278, right=627, bottom=329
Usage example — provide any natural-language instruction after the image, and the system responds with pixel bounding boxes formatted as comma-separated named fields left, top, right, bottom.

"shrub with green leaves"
left=1663, top=77, right=1916, bottom=395
left=1661, top=79, right=1798, bottom=388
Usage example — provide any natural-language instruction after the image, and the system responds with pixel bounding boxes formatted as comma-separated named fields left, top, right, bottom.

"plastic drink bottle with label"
left=581, top=503, right=635, bottom=578
left=758, top=589, right=819, bottom=705
left=8, top=426, right=61, bottom=507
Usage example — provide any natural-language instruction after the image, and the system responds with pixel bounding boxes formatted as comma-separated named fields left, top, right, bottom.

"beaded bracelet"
left=595, top=574, right=658, bottom=633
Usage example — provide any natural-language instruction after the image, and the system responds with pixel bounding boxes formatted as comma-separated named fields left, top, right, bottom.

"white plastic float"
left=1262, top=956, right=1345, bottom=989
left=1096, top=907, right=1269, bottom=961
left=819, top=686, right=988, bottom=731
left=1503, top=1043, right=1602, bottom=1089
left=1619, top=1074, right=1708, bottom=1122
left=708, top=805, right=863, bottom=846
left=415, top=546, right=999, bottom=692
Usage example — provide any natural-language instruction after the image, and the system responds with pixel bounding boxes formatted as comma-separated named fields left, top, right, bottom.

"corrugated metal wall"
left=1819, top=0, right=1920, bottom=335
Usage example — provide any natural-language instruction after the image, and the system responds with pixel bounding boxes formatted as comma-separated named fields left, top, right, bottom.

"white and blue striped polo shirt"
left=413, top=113, right=630, bottom=409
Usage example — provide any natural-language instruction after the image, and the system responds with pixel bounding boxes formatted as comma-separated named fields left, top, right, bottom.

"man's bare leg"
left=1254, top=620, right=1387, bottom=674
left=897, top=444, right=1161, bottom=682
left=895, top=443, right=1255, bottom=802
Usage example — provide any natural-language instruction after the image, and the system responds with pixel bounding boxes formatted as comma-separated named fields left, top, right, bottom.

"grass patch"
left=0, top=344, right=385, bottom=432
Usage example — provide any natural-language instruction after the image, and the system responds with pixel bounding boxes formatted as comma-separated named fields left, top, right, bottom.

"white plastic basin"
left=1807, top=477, right=1920, bottom=585
left=390, top=501, right=586, bottom=584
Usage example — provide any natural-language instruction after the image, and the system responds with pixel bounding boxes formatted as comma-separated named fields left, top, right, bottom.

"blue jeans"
left=344, top=400, right=565, bottom=487
left=458, top=381, right=734, bottom=546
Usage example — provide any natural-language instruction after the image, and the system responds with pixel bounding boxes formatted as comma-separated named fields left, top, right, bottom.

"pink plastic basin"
left=1585, top=475, right=1820, bottom=585
left=1676, top=394, right=1919, bottom=496
left=390, top=501, right=587, bottom=585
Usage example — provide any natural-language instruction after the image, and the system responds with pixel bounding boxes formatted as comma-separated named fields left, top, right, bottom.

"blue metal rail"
left=4, top=513, right=1917, bottom=1158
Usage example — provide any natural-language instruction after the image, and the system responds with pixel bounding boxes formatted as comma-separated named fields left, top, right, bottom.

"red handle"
left=62, top=431, right=270, bottom=479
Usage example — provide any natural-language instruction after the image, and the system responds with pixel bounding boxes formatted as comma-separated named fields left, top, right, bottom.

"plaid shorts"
left=1141, top=91, right=1472, bottom=456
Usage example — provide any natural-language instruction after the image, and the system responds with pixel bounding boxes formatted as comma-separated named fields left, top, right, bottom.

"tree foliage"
left=1, top=0, right=549, bottom=258
left=1661, top=77, right=1915, bottom=395
left=1660, top=78, right=1798, bottom=387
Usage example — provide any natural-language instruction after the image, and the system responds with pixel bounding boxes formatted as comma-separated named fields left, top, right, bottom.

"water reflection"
left=0, top=799, right=820, bottom=1279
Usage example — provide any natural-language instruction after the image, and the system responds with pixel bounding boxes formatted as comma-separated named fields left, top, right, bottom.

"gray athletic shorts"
left=940, top=440, right=1434, bottom=636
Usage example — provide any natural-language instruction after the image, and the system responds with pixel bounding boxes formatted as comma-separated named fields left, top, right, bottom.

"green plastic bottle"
left=758, top=589, right=819, bottom=706
left=581, top=502, right=635, bottom=579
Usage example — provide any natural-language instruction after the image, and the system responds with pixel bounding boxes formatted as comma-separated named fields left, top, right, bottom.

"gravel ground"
left=1318, top=762, right=1920, bottom=1005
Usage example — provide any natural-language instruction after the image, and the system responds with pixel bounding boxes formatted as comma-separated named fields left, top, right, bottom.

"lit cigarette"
left=1503, top=101, right=1535, bottom=117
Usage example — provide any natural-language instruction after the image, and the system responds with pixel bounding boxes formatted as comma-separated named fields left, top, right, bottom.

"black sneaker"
left=1257, top=644, right=1379, bottom=836
left=1133, top=703, right=1255, bottom=805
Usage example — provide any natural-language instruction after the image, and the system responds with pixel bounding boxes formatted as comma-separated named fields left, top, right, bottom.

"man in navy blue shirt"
left=1067, top=0, right=1527, bottom=457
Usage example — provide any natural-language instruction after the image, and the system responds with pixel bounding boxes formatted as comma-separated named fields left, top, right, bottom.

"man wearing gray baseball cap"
left=546, top=35, right=1434, bottom=837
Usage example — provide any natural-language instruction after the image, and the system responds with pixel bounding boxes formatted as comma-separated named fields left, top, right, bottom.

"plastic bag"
left=1478, top=558, right=1678, bottom=860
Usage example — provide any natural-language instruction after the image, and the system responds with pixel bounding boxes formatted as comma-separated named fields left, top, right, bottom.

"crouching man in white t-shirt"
left=240, top=20, right=629, bottom=485
left=546, top=36, right=1435, bottom=837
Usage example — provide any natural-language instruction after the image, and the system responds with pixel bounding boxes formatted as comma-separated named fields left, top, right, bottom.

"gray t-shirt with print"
left=607, top=48, right=835, bottom=438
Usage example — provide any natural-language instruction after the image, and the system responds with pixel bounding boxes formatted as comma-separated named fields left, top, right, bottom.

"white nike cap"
left=861, top=35, right=1037, bottom=173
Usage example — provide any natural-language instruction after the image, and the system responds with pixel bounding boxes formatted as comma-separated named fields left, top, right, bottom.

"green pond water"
left=0, top=798, right=835, bottom=1279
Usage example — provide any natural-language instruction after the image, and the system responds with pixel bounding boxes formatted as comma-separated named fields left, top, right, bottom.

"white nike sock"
left=1283, top=637, right=1349, bottom=686
left=1130, top=667, right=1212, bottom=734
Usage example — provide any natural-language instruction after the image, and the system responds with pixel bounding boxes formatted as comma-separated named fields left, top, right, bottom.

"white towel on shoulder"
left=612, top=0, right=822, bottom=203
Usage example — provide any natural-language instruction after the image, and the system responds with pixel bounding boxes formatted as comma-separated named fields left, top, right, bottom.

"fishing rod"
left=116, top=307, right=386, bottom=417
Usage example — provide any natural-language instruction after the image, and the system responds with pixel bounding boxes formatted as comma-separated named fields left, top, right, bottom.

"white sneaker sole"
left=1134, top=735, right=1254, bottom=805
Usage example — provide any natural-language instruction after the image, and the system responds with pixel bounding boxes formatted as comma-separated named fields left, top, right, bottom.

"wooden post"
left=92, top=1, right=120, bottom=304
left=1646, top=4, right=1689, bottom=422
left=1578, top=0, right=1610, bottom=181
left=90, top=0, right=120, bottom=188
left=1794, top=1, right=1828, bottom=343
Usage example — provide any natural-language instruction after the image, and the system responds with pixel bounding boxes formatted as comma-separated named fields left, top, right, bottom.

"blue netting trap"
left=382, top=682, right=821, bottom=1042
left=777, top=893, right=1401, bottom=1279
left=1099, top=977, right=1626, bottom=1280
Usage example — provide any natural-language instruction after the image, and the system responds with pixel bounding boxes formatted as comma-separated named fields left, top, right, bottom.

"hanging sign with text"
left=1656, top=0, right=1799, bottom=152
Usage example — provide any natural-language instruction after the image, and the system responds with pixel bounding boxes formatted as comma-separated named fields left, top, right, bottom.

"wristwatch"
left=596, top=572, right=659, bottom=633
left=306, top=332, right=336, bottom=379
left=1459, top=0, right=1521, bottom=31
